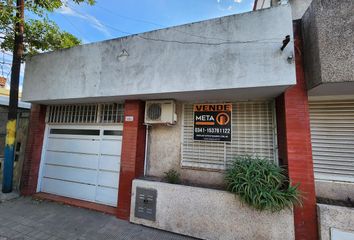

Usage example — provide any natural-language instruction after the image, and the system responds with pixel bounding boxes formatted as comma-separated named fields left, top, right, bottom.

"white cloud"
left=57, top=5, right=112, bottom=38
left=216, top=0, right=242, bottom=11
left=217, top=5, right=234, bottom=11
left=57, top=4, right=75, bottom=15
left=81, top=38, right=90, bottom=44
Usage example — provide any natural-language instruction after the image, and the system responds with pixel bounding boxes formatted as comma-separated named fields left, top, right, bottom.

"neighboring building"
left=256, top=0, right=354, bottom=239
left=302, top=0, right=354, bottom=201
left=0, top=77, right=31, bottom=190
left=19, top=1, right=353, bottom=240
left=254, top=0, right=313, bottom=20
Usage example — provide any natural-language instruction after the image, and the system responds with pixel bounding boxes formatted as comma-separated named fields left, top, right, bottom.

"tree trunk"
left=2, top=0, right=24, bottom=193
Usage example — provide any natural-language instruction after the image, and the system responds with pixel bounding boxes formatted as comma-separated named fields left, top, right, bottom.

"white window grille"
left=181, top=101, right=277, bottom=170
left=47, top=103, right=124, bottom=124
left=309, top=100, right=354, bottom=183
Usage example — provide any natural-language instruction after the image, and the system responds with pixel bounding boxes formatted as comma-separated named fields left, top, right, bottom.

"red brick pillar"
left=20, top=104, right=47, bottom=196
left=276, top=20, right=318, bottom=240
left=117, top=100, right=146, bottom=220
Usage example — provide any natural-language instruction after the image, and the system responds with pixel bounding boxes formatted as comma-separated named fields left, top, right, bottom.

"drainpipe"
left=143, top=125, right=151, bottom=176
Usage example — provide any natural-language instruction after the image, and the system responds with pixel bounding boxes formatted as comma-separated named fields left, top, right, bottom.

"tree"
left=1, top=0, right=95, bottom=56
left=0, top=0, right=95, bottom=193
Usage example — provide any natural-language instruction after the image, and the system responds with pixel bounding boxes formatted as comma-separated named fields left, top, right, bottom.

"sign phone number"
left=193, top=103, right=232, bottom=142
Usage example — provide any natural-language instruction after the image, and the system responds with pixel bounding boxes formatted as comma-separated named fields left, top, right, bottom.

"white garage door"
left=39, top=125, right=122, bottom=206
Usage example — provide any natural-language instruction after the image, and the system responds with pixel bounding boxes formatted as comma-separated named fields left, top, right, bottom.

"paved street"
left=0, top=197, right=195, bottom=240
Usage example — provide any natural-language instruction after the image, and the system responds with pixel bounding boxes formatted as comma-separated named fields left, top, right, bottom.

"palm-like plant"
left=225, top=155, right=302, bottom=212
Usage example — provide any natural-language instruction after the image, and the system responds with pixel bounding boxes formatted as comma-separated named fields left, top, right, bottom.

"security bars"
left=309, top=100, right=354, bottom=183
left=46, top=103, right=124, bottom=124
left=181, top=101, right=277, bottom=170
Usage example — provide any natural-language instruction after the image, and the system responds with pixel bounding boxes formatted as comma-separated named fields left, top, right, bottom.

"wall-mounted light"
left=117, top=49, right=129, bottom=62
left=287, top=53, right=294, bottom=64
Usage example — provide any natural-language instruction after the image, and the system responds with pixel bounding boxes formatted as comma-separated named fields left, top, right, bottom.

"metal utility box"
left=134, top=187, right=157, bottom=221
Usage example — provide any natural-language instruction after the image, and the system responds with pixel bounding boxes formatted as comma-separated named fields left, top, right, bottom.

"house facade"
left=256, top=0, right=354, bottom=239
left=19, top=1, right=353, bottom=239
left=256, top=0, right=354, bottom=202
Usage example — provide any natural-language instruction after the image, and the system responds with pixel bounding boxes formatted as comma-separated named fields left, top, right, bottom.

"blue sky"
left=51, top=0, right=254, bottom=43
left=1, top=0, right=254, bottom=89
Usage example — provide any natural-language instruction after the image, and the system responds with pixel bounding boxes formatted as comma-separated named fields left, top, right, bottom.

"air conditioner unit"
left=145, top=100, right=177, bottom=125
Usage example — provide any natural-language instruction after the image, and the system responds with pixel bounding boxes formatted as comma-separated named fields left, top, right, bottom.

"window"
left=309, top=100, right=354, bottom=183
left=181, top=101, right=277, bottom=170
left=47, top=103, right=124, bottom=124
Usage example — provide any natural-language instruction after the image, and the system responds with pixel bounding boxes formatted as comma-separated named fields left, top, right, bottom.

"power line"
left=0, top=70, right=11, bottom=78
left=0, top=61, right=11, bottom=65
left=95, top=5, right=165, bottom=29
left=0, top=51, right=11, bottom=79
left=61, top=14, right=93, bottom=43
left=1, top=51, right=13, bottom=57
left=94, top=20, right=287, bottom=46
left=91, top=4, right=238, bottom=42
left=67, top=4, right=287, bottom=46
left=65, top=4, right=134, bottom=36
left=102, top=22, right=282, bottom=45
left=69, top=2, right=236, bottom=42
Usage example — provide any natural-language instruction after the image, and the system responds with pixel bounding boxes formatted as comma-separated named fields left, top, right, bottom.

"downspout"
left=143, top=124, right=151, bottom=176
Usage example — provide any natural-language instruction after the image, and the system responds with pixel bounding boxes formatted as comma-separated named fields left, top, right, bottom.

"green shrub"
left=164, top=169, right=181, bottom=184
left=225, top=155, right=302, bottom=212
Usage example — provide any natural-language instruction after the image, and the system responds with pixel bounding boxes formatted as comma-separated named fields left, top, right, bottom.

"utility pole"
left=2, top=0, right=24, bottom=193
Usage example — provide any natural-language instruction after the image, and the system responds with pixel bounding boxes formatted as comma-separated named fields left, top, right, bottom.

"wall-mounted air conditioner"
left=145, top=100, right=177, bottom=125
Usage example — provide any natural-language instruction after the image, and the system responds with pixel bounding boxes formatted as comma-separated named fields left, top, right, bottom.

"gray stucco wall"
left=318, top=204, right=354, bottom=240
left=257, top=0, right=312, bottom=20
left=302, top=0, right=354, bottom=90
left=316, top=180, right=354, bottom=202
left=23, top=5, right=295, bottom=103
left=131, top=179, right=295, bottom=240
left=147, top=102, right=225, bottom=188
left=288, top=0, right=313, bottom=20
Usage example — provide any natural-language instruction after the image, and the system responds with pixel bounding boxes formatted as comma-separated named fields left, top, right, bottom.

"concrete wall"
left=23, top=5, right=295, bottom=103
left=255, top=0, right=313, bottom=20
left=146, top=102, right=225, bottom=188
left=316, top=180, right=354, bottom=202
left=288, top=0, right=313, bottom=20
left=318, top=204, right=354, bottom=240
left=302, top=0, right=354, bottom=91
left=130, top=179, right=295, bottom=240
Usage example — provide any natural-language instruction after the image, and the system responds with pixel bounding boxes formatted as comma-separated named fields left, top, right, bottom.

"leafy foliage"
left=1, top=19, right=81, bottom=56
left=164, top=169, right=181, bottom=184
left=225, top=155, right=302, bottom=212
left=30, top=0, right=95, bottom=13
left=0, top=0, right=95, bottom=57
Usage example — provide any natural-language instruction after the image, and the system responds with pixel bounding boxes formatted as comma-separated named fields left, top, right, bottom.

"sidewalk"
left=0, top=189, right=20, bottom=203
left=0, top=197, right=196, bottom=240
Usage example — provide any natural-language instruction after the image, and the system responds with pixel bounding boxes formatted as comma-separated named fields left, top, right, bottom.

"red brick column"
left=20, top=104, right=47, bottom=196
left=117, top=100, right=146, bottom=220
left=276, top=20, right=318, bottom=240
